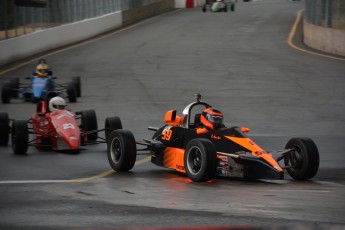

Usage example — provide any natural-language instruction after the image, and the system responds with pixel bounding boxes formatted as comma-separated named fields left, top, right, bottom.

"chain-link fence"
left=305, top=0, right=345, bottom=29
left=0, top=0, right=160, bottom=40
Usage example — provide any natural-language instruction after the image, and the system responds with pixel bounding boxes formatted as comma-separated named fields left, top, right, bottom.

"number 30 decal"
left=162, top=129, right=173, bottom=141
left=63, top=123, right=75, bottom=130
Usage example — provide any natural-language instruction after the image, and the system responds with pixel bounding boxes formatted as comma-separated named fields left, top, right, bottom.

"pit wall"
left=0, top=0, right=175, bottom=66
left=122, top=0, right=175, bottom=26
left=0, top=12, right=122, bottom=66
left=303, top=21, right=345, bottom=57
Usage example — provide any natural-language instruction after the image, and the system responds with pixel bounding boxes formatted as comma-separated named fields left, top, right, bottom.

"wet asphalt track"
left=0, top=0, right=345, bottom=229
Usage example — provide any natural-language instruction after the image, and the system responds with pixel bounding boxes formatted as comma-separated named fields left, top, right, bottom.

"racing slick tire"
left=230, top=3, right=235, bottom=11
left=0, top=112, right=10, bottom=146
left=202, top=5, right=207, bottom=12
left=45, top=91, right=58, bottom=105
left=1, top=83, right=11, bottom=104
left=105, top=116, right=122, bottom=140
left=11, top=120, right=29, bottom=155
left=107, top=130, right=137, bottom=171
left=284, top=137, right=319, bottom=180
left=72, top=76, right=81, bottom=97
left=81, top=109, right=98, bottom=142
left=9, top=78, right=19, bottom=98
left=67, top=82, right=77, bottom=103
left=184, top=138, right=217, bottom=182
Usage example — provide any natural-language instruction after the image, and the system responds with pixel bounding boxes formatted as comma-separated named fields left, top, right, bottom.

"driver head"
left=49, top=96, right=66, bottom=112
left=200, top=108, right=224, bottom=130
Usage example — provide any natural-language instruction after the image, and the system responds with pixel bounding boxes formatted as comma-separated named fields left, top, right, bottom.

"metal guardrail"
left=0, top=0, right=160, bottom=40
left=305, top=0, right=345, bottom=29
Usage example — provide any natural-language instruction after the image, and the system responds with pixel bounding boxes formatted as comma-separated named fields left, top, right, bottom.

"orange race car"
left=107, top=94, right=319, bottom=182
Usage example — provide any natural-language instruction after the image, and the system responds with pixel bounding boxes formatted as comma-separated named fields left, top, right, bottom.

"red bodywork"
left=31, top=101, right=81, bottom=150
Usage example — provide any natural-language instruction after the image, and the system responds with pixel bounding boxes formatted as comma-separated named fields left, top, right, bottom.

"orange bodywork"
left=225, top=136, right=283, bottom=172
left=162, top=136, right=283, bottom=175
left=163, top=147, right=186, bottom=173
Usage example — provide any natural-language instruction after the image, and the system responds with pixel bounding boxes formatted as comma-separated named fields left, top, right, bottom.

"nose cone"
left=67, top=135, right=80, bottom=150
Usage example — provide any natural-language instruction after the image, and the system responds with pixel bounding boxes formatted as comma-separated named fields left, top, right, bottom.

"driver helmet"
left=49, top=96, right=66, bottom=112
left=35, top=63, right=49, bottom=77
left=200, top=108, right=224, bottom=130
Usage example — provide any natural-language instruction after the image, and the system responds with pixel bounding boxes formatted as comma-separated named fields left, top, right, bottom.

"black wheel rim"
left=110, top=137, right=121, bottom=163
left=287, top=147, right=303, bottom=171
left=187, top=146, right=202, bottom=175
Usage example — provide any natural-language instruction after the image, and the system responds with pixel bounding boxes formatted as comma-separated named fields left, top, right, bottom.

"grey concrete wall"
left=304, top=20, right=345, bottom=57
left=122, top=0, right=175, bottom=26
left=0, top=12, right=122, bottom=66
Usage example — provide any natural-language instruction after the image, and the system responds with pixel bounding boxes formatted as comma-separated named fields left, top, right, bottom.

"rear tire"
left=67, top=82, right=77, bottom=103
left=107, top=130, right=136, bottom=171
left=81, top=110, right=98, bottom=142
left=2, top=83, right=11, bottom=104
left=184, top=138, right=217, bottom=182
left=284, top=138, right=319, bottom=180
left=0, top=112, right=10, bottom=146
left=9, top=78, right=19, bottom=98
left=105, top=116, right=122, bottom=140
left=72, top=76, right=81, bottom=97
left=11, top=120, right=29, bottom=155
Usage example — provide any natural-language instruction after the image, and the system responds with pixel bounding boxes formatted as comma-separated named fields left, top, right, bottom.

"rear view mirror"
left=241, top=127, right=250, bottom=133
left=165, top=110, right=180, bottom=126
left=165, top=110, right=176, bottom=122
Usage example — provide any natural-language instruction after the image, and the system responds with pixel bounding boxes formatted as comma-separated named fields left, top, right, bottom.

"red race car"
left=0, top=97, right=121, bottom=154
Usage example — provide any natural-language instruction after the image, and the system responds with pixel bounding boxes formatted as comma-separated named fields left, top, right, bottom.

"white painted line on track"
left=0, top=156, right=151, bottom=184
left=0, top=180, right=73, bottom=184
left=267, top=190, right=332, bottom=193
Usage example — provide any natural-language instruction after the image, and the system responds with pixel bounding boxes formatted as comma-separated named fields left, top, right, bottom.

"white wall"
left=0, top=11, right=122, bottom=65
left=175, top=0, right=186, bottom=8
left=304, top=20, right=345, bottom=57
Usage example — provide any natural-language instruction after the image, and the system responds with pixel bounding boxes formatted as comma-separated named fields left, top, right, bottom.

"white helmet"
left=49, top=96, right=66, bottom=111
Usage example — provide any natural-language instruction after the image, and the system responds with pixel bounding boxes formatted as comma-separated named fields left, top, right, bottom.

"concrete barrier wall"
left=303, top=20, right=345, bottom=57
left=0, top=12, right=122, bottom=66
left=122, top=0, right=175, bottom=26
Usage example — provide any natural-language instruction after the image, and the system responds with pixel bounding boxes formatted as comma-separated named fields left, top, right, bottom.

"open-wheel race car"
left=106, top=94, right=320, bottom=182
left=202, top=0, right=235, bottom=12
left=1, top=59, right=81, bottom=104
left=0, top=97, right=122, bottom=154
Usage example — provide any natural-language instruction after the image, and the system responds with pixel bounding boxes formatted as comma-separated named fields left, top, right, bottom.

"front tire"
left=284, top=137, right=319, bottom=180
left=11, top=120, right=29, bottom=155
left=67, top=82, right=77, bottom=103
left=107, top=130, right=136, bottom=171
left=184, top=138, right=217, bottom=182
left=72, top=76, right=81, bottom=97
